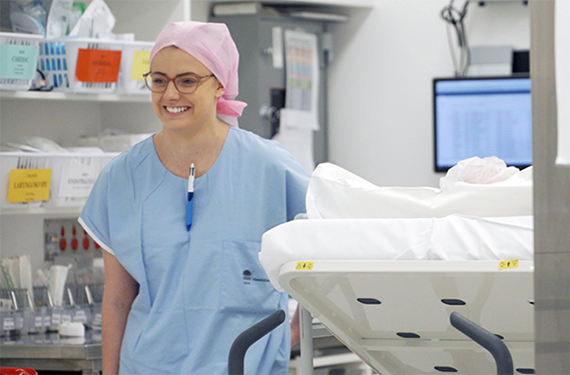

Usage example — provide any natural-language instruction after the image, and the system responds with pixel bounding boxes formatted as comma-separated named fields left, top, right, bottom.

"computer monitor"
left=433, top=75, right=532, bottom=172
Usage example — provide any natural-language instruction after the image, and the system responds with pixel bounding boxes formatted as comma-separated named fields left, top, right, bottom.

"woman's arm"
left=101, top=250, right=139, bottom=375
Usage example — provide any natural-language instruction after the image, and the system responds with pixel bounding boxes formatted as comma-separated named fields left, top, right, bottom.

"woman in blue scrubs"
left=79, top=21, right=309, bottom=374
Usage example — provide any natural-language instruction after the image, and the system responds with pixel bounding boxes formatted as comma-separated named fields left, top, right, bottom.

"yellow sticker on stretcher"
left=295, top=261, right=314, bottom=270
left=8, top=169, right=51, bottom=203
left=499, top=259, right=519, bottom=270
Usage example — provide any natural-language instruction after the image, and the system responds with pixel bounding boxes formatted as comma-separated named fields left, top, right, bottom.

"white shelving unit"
left=0, top=0, right=191, bottom=274
left=207, top=0, right=373, bottom=8
left=0, top=91, right=151, bottom=103
left=1, top=105, right=153, bottom=288
left=0, top=206, right=83, bottom=216
left=195, top=0, right=374, bottom=22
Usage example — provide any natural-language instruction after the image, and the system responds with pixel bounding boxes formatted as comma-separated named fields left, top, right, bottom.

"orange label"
left=75, top=49, right=122, bottom=83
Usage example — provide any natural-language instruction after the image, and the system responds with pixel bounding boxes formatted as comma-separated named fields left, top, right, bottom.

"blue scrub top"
left=79, top=127, right=309, bottom=374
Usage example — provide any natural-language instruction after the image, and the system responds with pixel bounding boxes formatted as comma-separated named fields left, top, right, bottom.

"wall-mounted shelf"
left=210, top=0, right=373, bottom=8
left=0, top=91, right=151, bottom=103
left=477, top=0, right=527, bottom=4
left=262, top=0, right=373, bottom=7
left=0, top=206, right=82, bottom=217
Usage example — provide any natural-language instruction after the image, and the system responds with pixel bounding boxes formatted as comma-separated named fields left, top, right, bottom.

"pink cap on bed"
left=150, top=21, right=247, bottom=127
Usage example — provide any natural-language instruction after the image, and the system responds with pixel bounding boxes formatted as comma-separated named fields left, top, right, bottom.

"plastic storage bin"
left=0, top=152, right=117, bottom=209
left=38, top=38, right=123, bottom=93
left=117, top=40, right=154, bottom=95
left=0, top=288, right=28, bottom=336
left=0, top=32, right=42, bottom=91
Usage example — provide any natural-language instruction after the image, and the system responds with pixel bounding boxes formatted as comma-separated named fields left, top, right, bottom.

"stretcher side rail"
left=450, top=311, right=514, bottom=375
left=228, top=309, right=286, bottom=375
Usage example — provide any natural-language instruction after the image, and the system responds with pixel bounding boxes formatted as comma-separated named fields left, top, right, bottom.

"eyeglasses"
left=143, top=72, right=215, bottom=94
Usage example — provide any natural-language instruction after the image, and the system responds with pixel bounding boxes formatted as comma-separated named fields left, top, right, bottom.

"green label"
left=0, top=44, right=39, bottom=80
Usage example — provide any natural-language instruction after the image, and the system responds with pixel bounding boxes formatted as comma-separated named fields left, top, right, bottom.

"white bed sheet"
left=306, top=163, right=533, bottom=219
left=259, top=215, right=533, bottom=291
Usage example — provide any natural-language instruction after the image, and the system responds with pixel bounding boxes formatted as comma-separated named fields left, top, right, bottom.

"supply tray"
left=0, top=152, right=117, bottom=209
left=38, top=38, right=153, bottom=94
left=0, top=284, right=104, bottom=335
left=117, top=40, right=154, bottom=95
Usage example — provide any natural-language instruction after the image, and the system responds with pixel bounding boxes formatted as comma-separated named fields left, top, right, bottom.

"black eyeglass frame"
left=143, top=72, right=215, bottom=94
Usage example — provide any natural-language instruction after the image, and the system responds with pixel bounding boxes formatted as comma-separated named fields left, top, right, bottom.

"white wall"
left=326, top=0, right=530, bottom=187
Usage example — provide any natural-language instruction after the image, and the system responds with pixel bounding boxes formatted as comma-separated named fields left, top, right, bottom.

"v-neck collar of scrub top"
left=150, top=126, right=233, bottom=184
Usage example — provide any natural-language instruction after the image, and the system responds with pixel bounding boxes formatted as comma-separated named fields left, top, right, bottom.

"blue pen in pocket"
left=186, top=164, right=195, bottom=231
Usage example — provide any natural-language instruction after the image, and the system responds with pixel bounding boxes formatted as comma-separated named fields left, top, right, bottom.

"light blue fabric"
left=80, top=127, right=309, bottom=374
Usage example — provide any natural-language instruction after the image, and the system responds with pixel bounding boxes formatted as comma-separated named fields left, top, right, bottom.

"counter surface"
left=0, top=324, right=344, bottom=374
left=1, top=331, right=101, bottom=359
left=0, top=331, right=102, bottom=375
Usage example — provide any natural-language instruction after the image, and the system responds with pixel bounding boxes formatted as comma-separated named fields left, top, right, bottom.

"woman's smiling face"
left=149, top=47, right=225, bottom=132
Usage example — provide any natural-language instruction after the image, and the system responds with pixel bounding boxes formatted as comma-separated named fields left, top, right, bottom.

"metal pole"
left=299, top=304, right=314, bottom=375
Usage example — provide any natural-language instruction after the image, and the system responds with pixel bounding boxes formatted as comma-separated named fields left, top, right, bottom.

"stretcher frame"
left=280, top=259, right=535, bottom=375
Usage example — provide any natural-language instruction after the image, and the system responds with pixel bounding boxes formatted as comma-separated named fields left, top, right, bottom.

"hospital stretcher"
left=258, top=216, right=535, bottom=375
left=226, top=163, right=534, bottom=374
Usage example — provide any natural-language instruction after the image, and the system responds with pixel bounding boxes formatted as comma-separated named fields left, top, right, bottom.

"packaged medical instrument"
left=9, top=1, right=47, bottom=36
left=78, top=130, right=153, bottom=152
left=0, top=32, right=42, bottom=91
left=67, top=2, right=86, bottom=35
left=45, top=0, right=73, bottom=38
left=68, top=0, right=115, bottom=39
left=0, top=151, right=117, bottom=209
left=48, top=264, right=70, bottom=307
left=0, top=256, right=33, bottom=302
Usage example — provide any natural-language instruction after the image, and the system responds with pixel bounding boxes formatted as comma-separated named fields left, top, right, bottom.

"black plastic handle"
left=228, top=309, right=286, bottom=375
left=450, top=311, right=514, bottom=375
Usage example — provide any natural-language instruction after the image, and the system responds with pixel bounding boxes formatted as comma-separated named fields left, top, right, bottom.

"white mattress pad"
left=260, top=215, right=533, bottom=291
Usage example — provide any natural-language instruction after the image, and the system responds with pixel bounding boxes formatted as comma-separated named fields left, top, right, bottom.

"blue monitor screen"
left=433, top=76, right=532, bottom=172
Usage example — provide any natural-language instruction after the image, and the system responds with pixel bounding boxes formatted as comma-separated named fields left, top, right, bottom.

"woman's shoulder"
left=228, top=127, right=308, bottom=176
left=230, top=127, right=278, bottom=147
left=229, top=127, right=287, bottom=159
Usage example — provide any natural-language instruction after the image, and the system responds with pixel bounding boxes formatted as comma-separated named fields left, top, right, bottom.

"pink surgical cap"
left=150, top=21, right=247, bottom=127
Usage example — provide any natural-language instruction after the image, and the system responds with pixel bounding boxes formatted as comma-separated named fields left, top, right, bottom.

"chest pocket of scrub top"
left=221, top=240, right=281, bottom=313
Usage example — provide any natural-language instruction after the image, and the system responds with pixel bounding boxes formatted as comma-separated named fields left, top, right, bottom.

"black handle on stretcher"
left=450, top=311, right=514, bottom=375
left=228, top=309, right=286, bottom=375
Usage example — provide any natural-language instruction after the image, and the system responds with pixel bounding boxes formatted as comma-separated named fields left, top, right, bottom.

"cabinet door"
left=211, top=15, right=328, bottom=165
